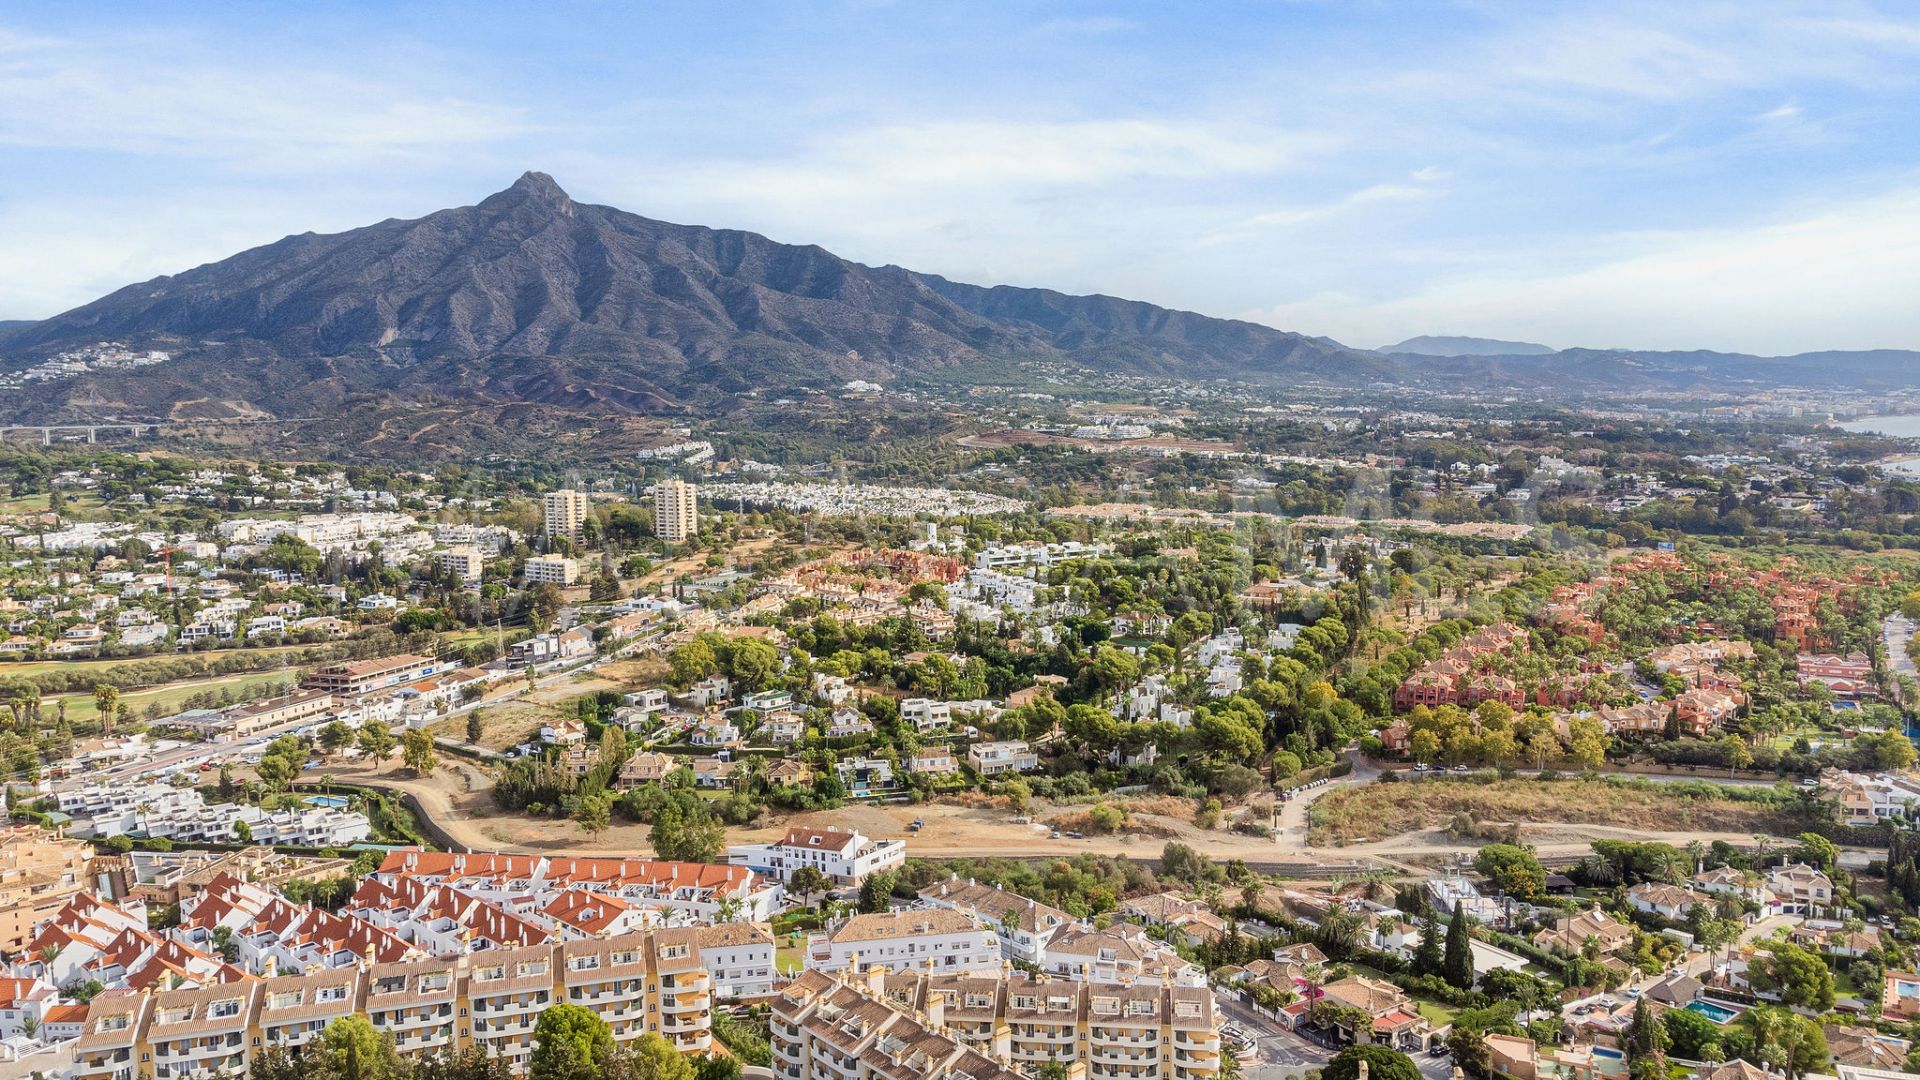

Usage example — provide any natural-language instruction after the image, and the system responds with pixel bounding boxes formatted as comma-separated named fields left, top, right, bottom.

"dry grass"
left=1308, top=778, right=1794, bottom=845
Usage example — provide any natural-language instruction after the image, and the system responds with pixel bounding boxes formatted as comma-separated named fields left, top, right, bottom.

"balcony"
left=475, top=1015, right=539, bottom=1037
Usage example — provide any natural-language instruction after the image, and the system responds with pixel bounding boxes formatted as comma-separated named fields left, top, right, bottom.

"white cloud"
left=1242, top=185, right=1920, bottom=354
left=1759, top=101, right=1804, bottom=122
left=670, top=118, right=1324, bottom=197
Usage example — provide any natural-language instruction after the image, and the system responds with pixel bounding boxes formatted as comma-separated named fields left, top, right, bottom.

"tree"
left=233, top=818, right=252, bottom=844
left=1160, top=841, right=1212, bottom=884
left=1748, top=940, right=1835, bottom=1012
left=93, top=684, right=119, bottom=737
left=789, top=865, right=828, bottom=909
left=320, top=721, right=355, bottom=754
left=358, top=723, right=396, bottom=765
left=1720, top=734, right=1754, bottom=775
left=1411, top=916, right=1444, bottom=978
left=1741, top=1005, right=1827, bottom=1080
left=1442, top=910, right=1476, bottom=989
left=858, top=871, right=898, bottom=913
left=727, top=639, right=780, bottom=691
left=649, top=791, right=725, bottom=862
left=1323, top=1044, right=1419, bottom=1080
left=255, top=752, right=300, bottom=792
left=575, top=791, right=612, bottom=837
left=1624, top=997, right=1669, bottom=1064
left=692, top=1057, right=741, bottom=1080
left=623, top=1032, right=694, bottom=1080
left=1568, top=715, right=1608, bottom=769
left=467, top=712, right=486, bottom=745
left=531, top=1002, right=615, bottom=1080
left=401, top=728, right=438, bottom=776
left=322, top=1014, right=402, bottom=1080
left=1474, top=843, right=1546, bottom=901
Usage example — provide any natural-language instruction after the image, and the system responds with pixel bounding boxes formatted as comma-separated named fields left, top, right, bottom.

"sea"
left=1839, top=414, right=1920, bottom=477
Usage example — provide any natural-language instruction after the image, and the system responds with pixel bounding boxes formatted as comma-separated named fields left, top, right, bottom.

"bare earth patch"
left=1308, top=778, right=1795, bottom=846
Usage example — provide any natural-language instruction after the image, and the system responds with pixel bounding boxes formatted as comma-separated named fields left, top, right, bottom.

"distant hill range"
left=1382, top=335, right=1555, bottom=357
left=0, top=172, right=1915, bottom=427
left=0, top=172, right=1388, bottom=422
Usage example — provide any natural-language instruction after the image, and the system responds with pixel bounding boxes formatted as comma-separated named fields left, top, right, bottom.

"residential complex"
left=72, top=929, right=716, bottom=1080
left=770, top=966, right=1221, bottom=1080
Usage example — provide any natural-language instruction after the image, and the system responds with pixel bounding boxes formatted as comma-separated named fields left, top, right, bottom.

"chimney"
left=927, top=992, right=946, bottom=1031
left=865, top=961, right=886, bottom=997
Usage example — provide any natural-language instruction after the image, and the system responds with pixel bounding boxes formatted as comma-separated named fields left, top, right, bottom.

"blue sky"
left=3, top=1, right=1919, bottom=354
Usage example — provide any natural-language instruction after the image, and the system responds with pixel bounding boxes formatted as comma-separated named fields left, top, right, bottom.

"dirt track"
left=327, top=753, right=1805, bottom=872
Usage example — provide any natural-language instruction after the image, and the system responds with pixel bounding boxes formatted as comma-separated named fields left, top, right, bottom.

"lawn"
left=1417, top=1001, right=1455, bottom=1026
left=1308, top=776, right=1796, bottom=845
left=0, top=644, right=312, bottom=680
left=775, top=944, right=807, bottom=975
left=52, top=670, right=296, bottom=725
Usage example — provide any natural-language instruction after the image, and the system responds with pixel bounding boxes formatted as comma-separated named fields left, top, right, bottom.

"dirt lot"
left=1308, top=777, right=1795, bottom=846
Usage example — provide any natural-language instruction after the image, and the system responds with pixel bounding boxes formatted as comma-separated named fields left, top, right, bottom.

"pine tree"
left=1442, top=909, right=1475, bottom=990
left=1412, top=917, right=1444, bottom=978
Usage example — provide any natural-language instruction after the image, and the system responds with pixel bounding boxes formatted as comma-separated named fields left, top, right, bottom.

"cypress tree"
left=1442, top=909, right=1475, bottom=990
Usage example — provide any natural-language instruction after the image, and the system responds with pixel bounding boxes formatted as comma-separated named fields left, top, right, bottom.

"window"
left=614, top=950, right=640, bottom=965
left=267, top=992, right=302, bottom=1010
left=476, top=965, right=504, bottom=982
left=517, top=961, right=549, bottom=978
left=570, top=955, right=600, bottom=972
left=317, top=986, right=349, bottom=1003
left=373, top=976, right=406, bottom=996
left=100, top=1014, right=131, bottom=1033
left=210, top=999, right=241, bottom=1019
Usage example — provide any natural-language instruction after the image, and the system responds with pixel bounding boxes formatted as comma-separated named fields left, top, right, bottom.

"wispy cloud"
left=1242, top=185, right=1920, bottom=354
left=0, top=26, right=527, bottom=169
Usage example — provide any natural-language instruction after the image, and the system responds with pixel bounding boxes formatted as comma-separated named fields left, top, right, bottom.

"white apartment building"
left=437, top=546, right=484, bottom=583
left=807, top=909, right=1002, bottom=976
left=727, top=826, right=906, bottom=886
left=524, top=555, right=580, bottom=585
left=918, top=878, right=1077, bottom=965
left=653, top=479, right=698, bottom=543
left=543, top=489, right=590, bottom=544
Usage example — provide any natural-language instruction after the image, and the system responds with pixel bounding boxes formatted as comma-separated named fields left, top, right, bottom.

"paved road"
left=1213, top=990, right=1333, bottom=1080
left=1884, top=614, right=1916, bottom=706
left=1215, top=989, right=1453, bottom=1080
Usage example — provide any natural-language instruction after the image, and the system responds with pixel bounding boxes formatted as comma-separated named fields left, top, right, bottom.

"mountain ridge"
left=0, top=172, right=1392, bottom=419
left=1, top=172, right=1917, bottom=424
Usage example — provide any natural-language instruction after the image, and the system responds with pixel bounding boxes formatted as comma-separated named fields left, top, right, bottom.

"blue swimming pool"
left=1685, top=1001, right=1738, bottom=1024
left=1591, top=1048, right=1625, bottom=1061
left=305, top=794, right=350, bottom=808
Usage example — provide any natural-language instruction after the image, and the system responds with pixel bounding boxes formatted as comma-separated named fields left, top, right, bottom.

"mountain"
left=0, top=172, right=1394, bottom=422
left=1382, top=335, right=1555, bottom=357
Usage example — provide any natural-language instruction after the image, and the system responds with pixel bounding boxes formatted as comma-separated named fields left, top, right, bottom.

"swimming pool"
left=305, top=794, right=350, bottom=808
left=1591, top=1048, right=1625, bottom=1061
left=1685, top=1001, right=1738, bottom=1024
